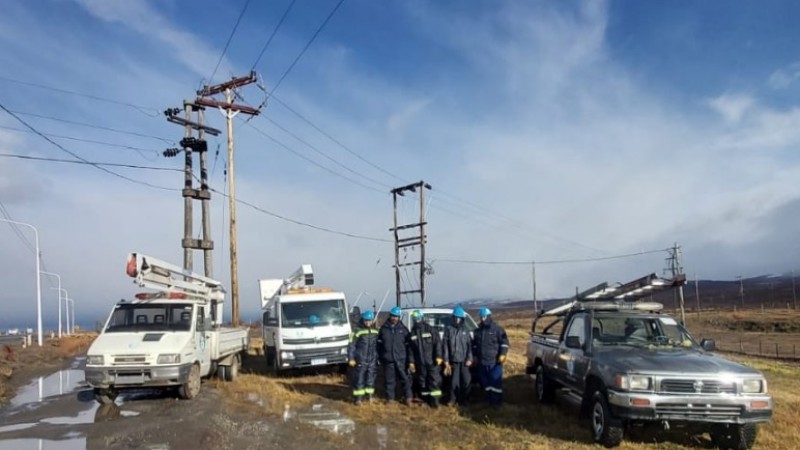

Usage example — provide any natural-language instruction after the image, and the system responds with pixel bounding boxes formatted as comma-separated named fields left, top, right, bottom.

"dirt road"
left=0, top=356, right=396, bottom=450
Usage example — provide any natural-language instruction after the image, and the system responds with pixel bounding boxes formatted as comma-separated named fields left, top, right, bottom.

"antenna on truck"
left=126, top=253, right=225, bottom=301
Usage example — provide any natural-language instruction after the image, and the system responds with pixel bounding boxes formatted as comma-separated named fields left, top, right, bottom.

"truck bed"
left=214, top=327, right=249, bottom=359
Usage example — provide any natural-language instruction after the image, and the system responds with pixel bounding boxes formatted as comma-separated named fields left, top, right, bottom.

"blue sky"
left=1, top=0, right=800, bottom=328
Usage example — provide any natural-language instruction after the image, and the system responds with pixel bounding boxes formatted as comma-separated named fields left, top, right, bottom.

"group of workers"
left=347, top=306, right=509, bottom=408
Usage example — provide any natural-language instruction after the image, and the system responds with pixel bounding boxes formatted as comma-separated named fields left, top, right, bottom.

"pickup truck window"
left=591, top=315, right=698, bottom=349
left=565, top=316, right=586, bottom=347
left=281, top=299, right=347, bottom=328
left=105, top=304, right=193, bottom=332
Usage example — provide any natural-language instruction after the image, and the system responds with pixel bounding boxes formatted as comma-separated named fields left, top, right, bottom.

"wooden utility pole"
left=196, top=72, right=260, bottom=327
left=390, top=181, right=432, bottom=307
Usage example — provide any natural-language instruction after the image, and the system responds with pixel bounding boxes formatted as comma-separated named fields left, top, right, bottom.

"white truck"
left=84, top=253, right=249, bottom=404
left=260, top=265, right=351, bottom=374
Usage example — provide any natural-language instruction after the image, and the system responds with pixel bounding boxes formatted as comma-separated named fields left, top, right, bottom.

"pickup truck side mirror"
left=565, top=335, right=583, bottom=349
left=700, top=338, right=716, bottom=352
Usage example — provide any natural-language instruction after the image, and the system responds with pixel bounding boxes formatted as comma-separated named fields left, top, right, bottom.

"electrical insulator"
left=163, top=148, right=182, bottom=158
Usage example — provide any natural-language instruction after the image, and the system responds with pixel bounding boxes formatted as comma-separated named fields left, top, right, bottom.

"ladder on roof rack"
left=126, top=253, right=225, bottom=301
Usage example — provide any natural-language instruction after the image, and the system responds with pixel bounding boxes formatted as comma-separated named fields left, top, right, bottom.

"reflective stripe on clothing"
left=430, top=389, right=442, bottom=397
left=353, top=389, right=366, bottom=396
left=364, top=387, right=375, bottom=394
left=485, top=386, right=503, bottom=394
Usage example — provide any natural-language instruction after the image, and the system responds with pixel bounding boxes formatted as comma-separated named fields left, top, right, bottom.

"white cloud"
left=707, top=93, right=755, bottom=123
left=768, top=62, right=800, bottom=89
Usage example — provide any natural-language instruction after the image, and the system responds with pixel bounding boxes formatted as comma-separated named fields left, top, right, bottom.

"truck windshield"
left=281, top=300, right=347, bottom=328
left=591, top=315, right=698, bottom=349
left=104, top=304, right=193, bottom=333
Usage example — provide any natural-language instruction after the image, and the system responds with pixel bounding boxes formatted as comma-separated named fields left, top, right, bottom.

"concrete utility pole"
left=196, top=72, right=260, bottom=327
left=695, top=273, right=701, bottom=319
left=164, top=104, right=220, bottom=277
left=667, top=243, right=686, bottom=326
left=391, top=181, right=432, bottom=307
left=793, top=269, right=797, bottom=310
left=531, top=261, right=537, bottom=313
left=737, top=275, right=745, bottom=308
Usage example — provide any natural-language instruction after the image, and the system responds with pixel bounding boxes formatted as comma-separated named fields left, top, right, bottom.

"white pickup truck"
left=84, top=253, right=249, bottom=404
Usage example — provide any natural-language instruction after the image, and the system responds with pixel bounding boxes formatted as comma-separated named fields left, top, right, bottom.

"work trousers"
left=448, top=362, right=471, bottom=404
left=383, top=361, right=412, bottom=401
left=478, top=364, right=503, bottom=405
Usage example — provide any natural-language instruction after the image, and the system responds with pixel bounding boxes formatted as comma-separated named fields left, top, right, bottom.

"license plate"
left=115, top=374, right=144, bottom=384
left=311, top=358, right=327, bottom=366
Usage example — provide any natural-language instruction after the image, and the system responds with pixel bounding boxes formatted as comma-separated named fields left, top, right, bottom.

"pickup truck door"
left=555, top=314, right=590, bottom=392
left=195, top=306, right=212, bottom=375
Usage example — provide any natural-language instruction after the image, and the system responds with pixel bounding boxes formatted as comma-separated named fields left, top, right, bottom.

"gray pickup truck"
left=526, top=300, right=772, bottom=449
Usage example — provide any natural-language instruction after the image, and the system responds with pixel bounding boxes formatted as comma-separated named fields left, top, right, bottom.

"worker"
left=473, top=307, right=509, bottom=407
left=407, top=309, right=444, bottom=407
left=348, top=309, right=379, bottom=405
left=443, top=306, right=473, bottom=406
left=378, top=306, right=413, bottom=406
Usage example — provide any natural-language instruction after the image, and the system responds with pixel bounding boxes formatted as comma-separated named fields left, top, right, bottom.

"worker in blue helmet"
left=473, top=307, right=509, bottom=407
left=408, top=309, right=444, bottom=407
left=443, top=306, right=473, bottom=406
left=377, top=306, right=412, bottom=406
left=348, top=309, right=379, bottom=405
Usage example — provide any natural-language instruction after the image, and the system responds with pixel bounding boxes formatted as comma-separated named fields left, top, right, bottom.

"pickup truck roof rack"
left=126, top=252, right=225, bottom=301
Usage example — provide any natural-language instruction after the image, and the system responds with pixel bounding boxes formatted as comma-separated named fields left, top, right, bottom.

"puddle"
left=283, top=402, right=356, bottom=435
left=0, top=423, right=36, bottom=433
left=10, top=369, right=85, bottom=406
left=0, top=438, right=86, bottom=449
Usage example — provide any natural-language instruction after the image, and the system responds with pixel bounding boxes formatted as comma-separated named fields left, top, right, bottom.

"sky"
left=1, top=0, right=800, bottom=329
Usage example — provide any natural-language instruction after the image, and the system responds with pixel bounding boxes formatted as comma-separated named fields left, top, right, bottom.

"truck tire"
left=216, top=364, right=228, bottom=380
left=535, top=365, right=556, bottom=403
left=178, top=364, right=201, bottom=400
left=93, top=388, right=118, bottom=405
left=710, top=423, right=758, bottom=450
left=225, top=353, right=240, bottom=382
left=591, top=391, right=624, bottom=448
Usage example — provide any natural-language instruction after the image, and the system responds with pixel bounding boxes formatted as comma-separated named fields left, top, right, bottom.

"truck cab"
left=260, top=265, right=350, bottom=373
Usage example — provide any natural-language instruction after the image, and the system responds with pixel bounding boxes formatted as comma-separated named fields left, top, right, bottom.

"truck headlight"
left=340, top=347, right=348, bottom=355
left=86, top=355, right=104, bottom=366
left=742, top=379, right=765, bottom=394
left=157, top=354, right=181, bottom=364
left=281, top=351, right=295, bottom=360
left=615, top=374, right=652, bottom=391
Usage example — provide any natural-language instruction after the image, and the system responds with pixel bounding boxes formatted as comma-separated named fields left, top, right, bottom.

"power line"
left=270, top=0, right=346, bottom=95
left=9, top=110, right=175, bottom=144
left=251, top=0, right=297, bottom=70
left=0, top=103, right=178, bottom=192
left=0, top=153, right=182, bottom=172
left=0, top=75, right=160, bottom=117
left=242, top=119, right=387, bottom=194
left=208, top=186, right=390, bottom=242
left=0, top=201, right=35, bottom=253
left=208, top=0, right=253, bottom=83
left=432, top=248, right=669, bottom=266
left=0, top=125, right=161, bottom=160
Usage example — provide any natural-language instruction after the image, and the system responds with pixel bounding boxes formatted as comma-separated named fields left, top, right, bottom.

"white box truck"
left=260, top=265, right=351, bottom=374
left=84, top=253, right=249, bottom=404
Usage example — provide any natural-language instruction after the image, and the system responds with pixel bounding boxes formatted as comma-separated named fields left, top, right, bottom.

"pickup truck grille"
left=656, top=403, right=742, bottom=417
left=293, top=347, right=344, bottom=360
left=659, top=379, right=737, bottom=394
left=112, top=354, right=149, bottom=365
left=283, top=335, right=349, bottom=345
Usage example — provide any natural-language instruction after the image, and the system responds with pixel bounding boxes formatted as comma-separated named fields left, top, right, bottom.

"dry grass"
left=217, top=311, right=800, bottom=449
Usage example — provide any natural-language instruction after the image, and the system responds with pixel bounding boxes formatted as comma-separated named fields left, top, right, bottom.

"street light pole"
left=67, top=297, right=75, bottom=334
left=41, top=271, right=62, bottom=338
left=0, top=218, right=42, bottom=346
left=51, top=287, right=68, bottom=337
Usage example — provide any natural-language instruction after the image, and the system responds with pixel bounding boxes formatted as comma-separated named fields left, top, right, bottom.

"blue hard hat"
left=479, top=307, right=492, bottom=318
left=390, top=306, right=402, bottom=317
left=309, top=314, right=320, bottom=325
left=362, top=310, right=375, bottom=321
left=452, top=307, right=466, bottom=318
left=411, top=309, right=424, bottom=320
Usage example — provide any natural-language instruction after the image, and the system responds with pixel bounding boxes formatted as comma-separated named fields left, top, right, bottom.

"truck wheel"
left=710, top=423, right=758, bottom=450
left=216, top=363, right=228, bottom=380
left=93, top=388, right=118, bottom=405
left=178, top=364, right=201, bottom=400
left=535, top=365, right=556, bottom=403
left=591, top=391, right=624, bottom=448
left=225, top=354, right=240, bottom=382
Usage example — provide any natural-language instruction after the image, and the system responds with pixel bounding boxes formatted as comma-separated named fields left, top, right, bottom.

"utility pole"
left=667, top=243, right=686, bottom=325
left=164, top=104, right=220, bottom=277
left=695, top=273, right=701, bottom=319
left=793, top=269, right=797, bottom=310
left=737, top=275, right=745, bottom=308
left=196, top=72, right=260, bottom=327
left=390, top=181, right=432, bottom=307
left=531, top=261, right=537, bottom=314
